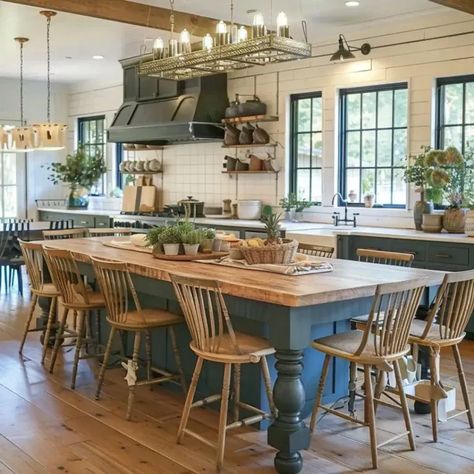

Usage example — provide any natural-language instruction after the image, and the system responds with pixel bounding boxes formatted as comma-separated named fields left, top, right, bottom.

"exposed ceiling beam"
left=2, top=0, right=219, bottom=36
left=429, top=0, right=474, bottom=15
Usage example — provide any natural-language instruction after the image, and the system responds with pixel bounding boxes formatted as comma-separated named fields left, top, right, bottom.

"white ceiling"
left=0, top=0, right=447, bottom=83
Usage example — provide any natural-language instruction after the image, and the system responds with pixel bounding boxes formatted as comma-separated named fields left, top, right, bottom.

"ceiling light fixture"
left=140, top=0, right=311, bottom=81
left=92, top=55, right=105, bottom=60
left=10, top=37, right=36, bottom=152
left=345, top=1, right=360, bottom=7
left=330, top=34, right=371, bottom=62
left=35, top=10, right=67, bottom=151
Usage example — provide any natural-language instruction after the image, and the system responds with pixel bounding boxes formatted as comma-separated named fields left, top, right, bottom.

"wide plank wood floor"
left=0, top=281, right=473, bottom=473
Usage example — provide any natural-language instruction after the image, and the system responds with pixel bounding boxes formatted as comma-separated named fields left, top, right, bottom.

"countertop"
left=37, top=208, right=114, bottom=216
left=41, top=237, right=445, bottom=307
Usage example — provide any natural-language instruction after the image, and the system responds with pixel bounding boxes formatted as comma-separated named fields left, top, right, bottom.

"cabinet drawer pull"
left=435, top=253, right=450, bottom=258
left=98, top=223, right=105, bottom=227
left=80, top=220, right=88, bottom=225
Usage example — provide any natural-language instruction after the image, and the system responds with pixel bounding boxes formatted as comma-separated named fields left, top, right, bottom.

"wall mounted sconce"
left=330, top=34, right=371, bottom=61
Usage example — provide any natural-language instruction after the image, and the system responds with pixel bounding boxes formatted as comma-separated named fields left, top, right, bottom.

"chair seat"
left=313, top=329, right=409, bottom=364
left=33, top=283, right=59, bottom=297
left=190, top=332, right=275, bottom=363
left=63, top=290, right=106, bottom=310
left=408, top=319, right=465, bottom=347
left=108, top=308, right=183, bottom=330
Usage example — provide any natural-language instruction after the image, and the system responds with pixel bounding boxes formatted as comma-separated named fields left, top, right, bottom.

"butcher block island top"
left=41, top=237, right=446, bottom=307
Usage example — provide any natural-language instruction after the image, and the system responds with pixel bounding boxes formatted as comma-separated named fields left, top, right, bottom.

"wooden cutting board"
left=122, top=185, right=156, bottom=212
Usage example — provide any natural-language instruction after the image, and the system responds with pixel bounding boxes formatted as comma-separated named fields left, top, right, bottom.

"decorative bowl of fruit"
left=239, top=212, right=298, bottom=265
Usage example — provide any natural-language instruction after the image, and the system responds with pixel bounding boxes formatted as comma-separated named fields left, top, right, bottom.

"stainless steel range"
left=111, top=212, right=177, bottom=230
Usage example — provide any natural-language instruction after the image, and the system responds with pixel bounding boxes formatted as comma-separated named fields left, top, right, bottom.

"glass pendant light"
left=153, top=37, right=165, bottom=59
left=252, top=12, right=266, bottom=38
left=10, top=37, right=36, bottom=153
left=179, top=28, right=191, bottom=54
left=0, top=127, right=9, bottom=151
left=276, top=12, right=289, bottom=38
left=202, top=33, right=213, bottom=52
left=215, top=20, right=228, bottom=46
left=34, top=10, right=67, bottom=151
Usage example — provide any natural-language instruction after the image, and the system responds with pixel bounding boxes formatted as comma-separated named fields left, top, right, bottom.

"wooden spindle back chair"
left=298, top=243, right=335, bottom=258
left=49, top=219, right=74, bottom=230
left=357, top=248, right=414, bottom=267
left=43, top=228, right=88, bottom=240
left=19, top=240, right=46, bottom=292
left=87, top=228, right=133, bottom=237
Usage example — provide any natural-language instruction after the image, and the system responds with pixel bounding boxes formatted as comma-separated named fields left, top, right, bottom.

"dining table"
left=36, top=237, right=446, bottom=474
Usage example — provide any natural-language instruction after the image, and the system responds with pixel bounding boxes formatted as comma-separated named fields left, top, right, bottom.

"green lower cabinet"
left=38, top=210, right=111, bottom=229
left=338, top=234, right=474, bottom=339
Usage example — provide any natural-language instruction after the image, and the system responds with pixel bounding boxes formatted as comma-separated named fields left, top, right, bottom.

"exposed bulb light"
left=276, top=11, right=289, bottom=38
left=202, top=33, right=213, bottom=51
left=153, top=37, right=165, bottom=59
left=179, top=28, right=191, bottom=54
left=345, top=1, right=360, bottom=6
left=216, top=20, right=228, bottom=45
left=92, top=55, right=104, bottom=60
left=252, top=12, right=266, bottom=38
left=216, top=20, right=227, bottom=34
left=237, top=26, right=248, bottom=42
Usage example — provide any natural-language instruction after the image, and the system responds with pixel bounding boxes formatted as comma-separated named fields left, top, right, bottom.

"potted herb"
left=182, top=229, right=204, bottom=256
left=145, top=226, right=166, bottom=255
left=295, top=198, right=312, bottom=221
left=45, top=146, right=107, bottom=209
left=158, top=226, right=181, bottom=256
left=200, top=228, right=216, bottom=253
left=279, top=193, right=299, bottom=221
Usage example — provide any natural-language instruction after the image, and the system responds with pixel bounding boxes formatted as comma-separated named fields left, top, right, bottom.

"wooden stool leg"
left=310, top=354, right=331, bottom=433
left=126, top=331, right=142, bottom=421
left=71, top=311, right=86, bottom=390
left=261, top=356, right=276, bottom=417
left=394, top=359, right=416, bottom=451
left=19, top=293, right=38, bottom=354
left=49, top=307, right=69, bottom=373
left=177, top=356, right=203, bottom=444
left=429, top=349, right=439, bottom=442
left=373, top=370, right=387, bottom=415
left=217, top=363, right=232, bottom=472
left=233, top=363, right=241, bottom=422
left=364, top=364, right=378, bottom=469
left=452, top=344, right=474, bottom=429
left=145, top=330, right=152, bottom=383
left=41, top=296, right=57, bottom=365
left=169, top=326, right=187, bottom=393
left=95, top=326, right=117, bottom=400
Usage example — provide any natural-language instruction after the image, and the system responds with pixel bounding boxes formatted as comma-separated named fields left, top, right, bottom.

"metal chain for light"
left=169, top=0, right=175, bottom=39
left=19, top=41, right=24, bottom=125
left=46, top=15, right=51, bottom=123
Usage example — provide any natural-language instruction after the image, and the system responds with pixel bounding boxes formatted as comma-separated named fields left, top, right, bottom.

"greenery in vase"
left=442, top=146, right=474, bottom=208
left=279, top=192, right=312, bottom=212
left=263, top=212, right=283, bottom=245
left=45, top=146, right=107, bottom=189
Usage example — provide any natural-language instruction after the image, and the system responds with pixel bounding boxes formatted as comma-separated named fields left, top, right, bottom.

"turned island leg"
left=268, top=349, right=310, bottom=474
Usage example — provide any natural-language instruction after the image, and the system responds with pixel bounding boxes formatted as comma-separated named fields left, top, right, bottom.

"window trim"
left=289, top=91, right=323, bottom=203
left=436, top=74, right=474, bottom=154
left=338, top=82, right=408, bottom=209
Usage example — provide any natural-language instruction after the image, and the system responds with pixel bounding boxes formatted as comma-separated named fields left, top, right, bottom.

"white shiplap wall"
left=67, top=8, right=474, bottom=227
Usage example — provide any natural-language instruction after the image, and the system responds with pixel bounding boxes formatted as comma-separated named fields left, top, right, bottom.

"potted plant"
left=279, top=193, right=299, bottom=221
left=145, top=226, right=166, bottom=255
left=363, top=192, right=375, bottom=208
left=200, top=228, right=216, bottom=253
left=403, top=146, right=446, bottom=230
left=295, top=198, right=312, bottom=222
left=157, top=226, right=181, bottom=256
left=441, top=146, right=472, bottom=233
left=45, top=146, right=107, bottom=209
left=182, top=229, right=204, bottom=256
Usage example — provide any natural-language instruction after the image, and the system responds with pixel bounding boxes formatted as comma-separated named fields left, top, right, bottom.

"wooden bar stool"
left=91, top=257, right=186, bottom=421
left=87, top=228, right=133, bottom=237
left=18, top=240, right=59, bottom=359
left=43, top=247, right=106, bottom=389
left=309, top=279, right=427, bottom=469
left=406, top=270, right=474, bottom=442
left=43, top=228, right=89, bottom=240
left=298, top=243, right=335, bottom=258
left=171, top=274, right=276, bottom=472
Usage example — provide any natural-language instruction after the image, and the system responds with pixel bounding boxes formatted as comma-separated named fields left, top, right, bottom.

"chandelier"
left=34, top=10, right=67, bottom=151
left=138, top=1, right=312, bottom=81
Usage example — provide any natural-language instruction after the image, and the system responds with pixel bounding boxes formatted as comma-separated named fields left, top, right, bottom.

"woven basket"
left=240, top=239, right=298, bottom=265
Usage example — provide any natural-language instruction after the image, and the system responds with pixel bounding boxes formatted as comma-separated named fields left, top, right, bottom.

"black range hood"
left=108, top=62, right=228, bottom=145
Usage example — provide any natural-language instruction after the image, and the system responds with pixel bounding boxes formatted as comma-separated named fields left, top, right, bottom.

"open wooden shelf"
left=222, top=143, right=277, bottom=149
left=120, top=171, right=162, bottom=175
left=222, top=114, right=279, bottom=124
left=222, top=170, right=279, bottom=175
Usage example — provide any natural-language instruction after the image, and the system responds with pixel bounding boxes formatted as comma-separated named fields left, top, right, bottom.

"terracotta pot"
left=443, top=207, right=467, bottom=233
left=464, top=210, right=474, bottom=237
left=413, top=200, right=433, bottom=231
left=422, top=213, right=443, bottom=233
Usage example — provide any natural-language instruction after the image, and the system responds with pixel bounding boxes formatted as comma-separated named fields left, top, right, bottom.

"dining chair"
left=298, top=243, right=335, bottom=258
left=49, top=219, right=74, bottom=230
left=406, top=269, right=474, bottom=442
left=43, top=247, right=106, bottom=389
left=309, top=279, right=427, bottom=469
left=87, top=228, right=133, bottom=237
left=43, top=228, right=89, bottom=240
left=18, top=240, right=60, bottom=359
left=91, top=257, right=186, bottom=420
left=356, top=248, right=414, bottom=267
left=171, top=273, right=276, bottom=472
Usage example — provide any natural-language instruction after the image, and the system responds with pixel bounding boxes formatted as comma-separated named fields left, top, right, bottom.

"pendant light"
left=10, top=37, right=36, bottom=153
left=330, top=34, right=371, bottom=62
left=34, top=10, right=67, bottom=151
left=0, top=127, right=9, bottom=151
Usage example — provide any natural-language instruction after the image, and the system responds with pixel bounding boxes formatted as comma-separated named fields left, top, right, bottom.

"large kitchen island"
left=41, top=237, right=445, bottom=474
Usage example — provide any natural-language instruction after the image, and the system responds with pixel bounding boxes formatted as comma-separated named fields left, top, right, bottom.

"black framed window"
left=78, top=115, right=106, bottom=195
left=436, top=75, right=474, bottom=153
left=339, top=83, right=408, bottom=207
left=289, top=92, right=323, bottom=203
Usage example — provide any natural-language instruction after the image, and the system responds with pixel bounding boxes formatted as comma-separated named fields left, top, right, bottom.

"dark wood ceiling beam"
left=2, top=0, right=219, bottom=36
left=429, top=0, right=474, bottom=15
